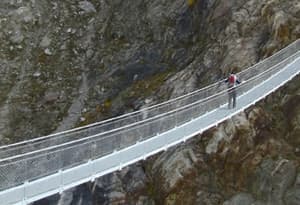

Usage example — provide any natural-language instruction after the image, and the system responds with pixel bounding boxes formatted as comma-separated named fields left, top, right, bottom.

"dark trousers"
left=228, top=87, right=237, bottom=109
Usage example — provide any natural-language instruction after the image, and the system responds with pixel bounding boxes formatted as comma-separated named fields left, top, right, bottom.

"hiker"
left=225, top=72, right=241, bottom=109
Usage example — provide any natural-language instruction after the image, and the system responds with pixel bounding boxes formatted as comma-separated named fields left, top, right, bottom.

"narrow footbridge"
left=0, top=40, right=300, bottom=205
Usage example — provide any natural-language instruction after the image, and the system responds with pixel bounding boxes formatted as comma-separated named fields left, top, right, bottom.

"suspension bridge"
left=0, top=39, right=299, bottom=205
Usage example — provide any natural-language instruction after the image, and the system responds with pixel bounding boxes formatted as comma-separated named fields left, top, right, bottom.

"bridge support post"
left=22, top=181, right=28, bottom=205
left=59, top=170, right=64, bottom=194
left=163, top=144, right=168, bottom=152
left=88, top=159, right=95, bottom=182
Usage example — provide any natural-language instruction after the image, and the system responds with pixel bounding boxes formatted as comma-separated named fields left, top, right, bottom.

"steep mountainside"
left=0, top=0, right=300, bottom=204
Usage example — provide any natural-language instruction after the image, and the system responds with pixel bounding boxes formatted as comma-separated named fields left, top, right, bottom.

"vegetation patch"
left=120, top=68, right=175, bottom=102
left=187, top=0, right=197, bottom=7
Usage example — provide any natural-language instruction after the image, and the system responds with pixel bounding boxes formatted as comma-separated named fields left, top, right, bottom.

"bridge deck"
left=0, top=40, right=299, bottom=205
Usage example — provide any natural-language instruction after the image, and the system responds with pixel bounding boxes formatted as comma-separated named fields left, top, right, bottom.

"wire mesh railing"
left=0, top=39, right=299, bottom=191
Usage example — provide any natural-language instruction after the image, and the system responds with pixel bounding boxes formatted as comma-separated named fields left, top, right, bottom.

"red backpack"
left=229, top=74, right=236, bottom=85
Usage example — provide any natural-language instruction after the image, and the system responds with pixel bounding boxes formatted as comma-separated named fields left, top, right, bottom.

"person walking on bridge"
left=225, top=72, right=241, bottom=109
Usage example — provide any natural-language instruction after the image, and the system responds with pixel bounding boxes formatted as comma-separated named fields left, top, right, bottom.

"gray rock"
left=284, top=188, right=300, bottom=205
left=223, top=193, right=255, bottom=205
left=205, top=111, right=253, bottom=154
left=152, top=147, right=198, bottom=191
left=33, top=71, right=41, bottom=77
left=252, top=159, right=297, bottom=205
left=136, top=196, right=155, bottom=205
left=120, top=165, right=146, bottom=193
left=94, top=172, right=125, bottom=202
left=272, top=11, right=290, bottom=42
left=44, top=48, right=52, bottom=55
left=90, top=165, right=147, bottom=204
left=212, top=0, right=236, bottom=20
left=78, top=1, right=96, bottom=14
left=40, top=35, right=51, bottom=48
left=9, top=28, right=24, bottom=44
left=196, top=191, right=223, bottom=205
left=13, top=6, right=34, bottom=23
left=159, top=68, right=198, bottom=99
left=107, top=191, right=126, bottom=202
left=293, top=2, right=300, bottom=16
left=57, top=189, right=74, bottom=205
left=295, top=173, right=300, bottom=187
left=252, top=201, right=267, bottom=205
left=284, top=173, right=300, bottom=205
left=43, top=91, right=60, bottom=103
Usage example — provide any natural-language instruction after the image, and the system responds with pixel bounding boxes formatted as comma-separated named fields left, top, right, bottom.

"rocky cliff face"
left=0, top=0, right=208, bottom=143
left=1, top=0, right=300, bottom=204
